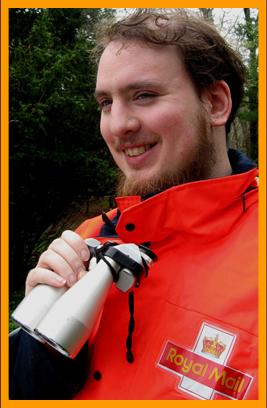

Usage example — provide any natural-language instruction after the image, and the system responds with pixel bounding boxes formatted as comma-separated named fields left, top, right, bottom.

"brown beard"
left=116, top=112, right=216, bottom=197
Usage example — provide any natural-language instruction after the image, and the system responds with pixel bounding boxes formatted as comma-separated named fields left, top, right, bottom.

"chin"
left=116, top=170, right=175, bottom=197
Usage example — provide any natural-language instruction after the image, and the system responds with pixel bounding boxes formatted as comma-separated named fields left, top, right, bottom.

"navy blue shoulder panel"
left=228, top=148, right=256, bottom=174
left=99, top=210, right=120, bottom=238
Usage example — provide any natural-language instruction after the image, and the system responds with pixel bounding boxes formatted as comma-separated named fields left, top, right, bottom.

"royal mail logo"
left=158, top=323, right=253, bottom=400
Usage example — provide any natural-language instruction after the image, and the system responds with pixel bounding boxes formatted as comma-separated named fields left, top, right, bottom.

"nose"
left=107, top=102, right=141, bottom=137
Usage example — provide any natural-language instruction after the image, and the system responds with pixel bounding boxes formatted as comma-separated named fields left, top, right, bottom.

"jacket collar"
left=115, top=168, right=258, bottom=244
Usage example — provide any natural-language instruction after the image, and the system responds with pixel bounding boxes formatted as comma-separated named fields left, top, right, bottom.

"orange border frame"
left=1, top=2, right=266, bottom=407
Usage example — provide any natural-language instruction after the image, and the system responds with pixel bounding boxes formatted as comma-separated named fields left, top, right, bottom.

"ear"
left=201, top=81, right=232, bottom=127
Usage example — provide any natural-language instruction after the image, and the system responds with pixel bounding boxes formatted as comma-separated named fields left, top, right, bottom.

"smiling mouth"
left=124, top=143, right=157, bottom=157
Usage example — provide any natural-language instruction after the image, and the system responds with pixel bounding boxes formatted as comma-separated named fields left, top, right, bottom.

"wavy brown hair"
left=94, top=8, right=246, bottom=134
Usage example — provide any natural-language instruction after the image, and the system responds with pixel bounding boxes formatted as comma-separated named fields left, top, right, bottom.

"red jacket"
left=75, top=168, right=258, bottom=400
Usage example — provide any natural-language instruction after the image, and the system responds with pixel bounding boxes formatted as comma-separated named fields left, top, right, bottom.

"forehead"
left=96, top=40, right=187, bottom=92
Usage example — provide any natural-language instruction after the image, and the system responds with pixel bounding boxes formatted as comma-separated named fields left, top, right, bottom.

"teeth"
left=125, top=145, right=150, bottom=157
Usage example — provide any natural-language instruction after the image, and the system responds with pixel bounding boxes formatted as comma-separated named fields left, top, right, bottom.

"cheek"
left=149, top=108, right=180, bottom=130
left=100, top=119, right=112, bottom=147
left=148, top=104, right=191, bottom=135
left=150, top=110, right=184, bottom=146
left=157, top=111, right=201, bottom=158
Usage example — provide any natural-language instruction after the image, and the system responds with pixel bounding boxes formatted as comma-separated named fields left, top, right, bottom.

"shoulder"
left=75, top=208, right=117, bottom=239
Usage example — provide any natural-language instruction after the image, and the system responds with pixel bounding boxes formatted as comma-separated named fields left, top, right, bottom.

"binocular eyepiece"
left=11, top=240, right=157, bottom=359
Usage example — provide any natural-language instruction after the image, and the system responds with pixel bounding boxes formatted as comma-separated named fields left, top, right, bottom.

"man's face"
left=95, top=41, right=215, bottom=196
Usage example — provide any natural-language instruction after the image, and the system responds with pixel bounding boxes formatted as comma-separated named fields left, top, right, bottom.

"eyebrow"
left=94, top=80, right=164, bottom=99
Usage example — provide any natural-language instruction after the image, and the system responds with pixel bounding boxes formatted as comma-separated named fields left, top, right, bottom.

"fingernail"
left=81, top=248, right=89, bottom=261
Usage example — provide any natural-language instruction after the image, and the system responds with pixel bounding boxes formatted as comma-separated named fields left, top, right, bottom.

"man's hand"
left=25, top=230, right=90, bottom=295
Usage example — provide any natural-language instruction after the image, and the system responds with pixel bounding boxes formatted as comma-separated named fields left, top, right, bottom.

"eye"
left=136, top=92, right=157, bottom=101
left=97, top=98, right=112, bottom=111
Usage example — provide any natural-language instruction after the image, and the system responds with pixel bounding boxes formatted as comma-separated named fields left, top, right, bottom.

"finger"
left=37, top=249, right=78, bottom=286
left=61, top=230, right=90, bottom=261
left=48, top=238, right=85, bottom=277
left=26, top=267, right=66, bottom=295
left=78, top=269, right=87, bottom=280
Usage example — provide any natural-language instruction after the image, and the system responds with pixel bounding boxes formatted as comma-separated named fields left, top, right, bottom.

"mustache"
left=114, top=135, right=158, bottom=150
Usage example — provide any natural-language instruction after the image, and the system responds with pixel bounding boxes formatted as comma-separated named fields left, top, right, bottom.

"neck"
left=208, top=128, right=232, bottom=179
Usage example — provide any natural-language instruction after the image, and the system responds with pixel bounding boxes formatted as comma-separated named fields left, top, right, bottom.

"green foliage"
left=9, top=8, right=116, bottom=290
left=235, top=9, right=258, bottom=161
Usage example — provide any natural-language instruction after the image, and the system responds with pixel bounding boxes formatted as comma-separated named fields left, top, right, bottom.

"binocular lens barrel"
left=11, top=285, right=67, bottom=334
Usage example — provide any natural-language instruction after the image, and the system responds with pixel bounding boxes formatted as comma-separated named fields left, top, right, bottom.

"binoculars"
left=11, top=239, right=157, bottom=359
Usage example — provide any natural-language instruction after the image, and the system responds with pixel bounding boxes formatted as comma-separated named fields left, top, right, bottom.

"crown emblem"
left=202, top=335, right=226, bottom=358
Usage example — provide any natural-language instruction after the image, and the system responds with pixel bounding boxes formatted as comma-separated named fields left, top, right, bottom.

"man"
left=10, top=9, right=258, bottom=400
